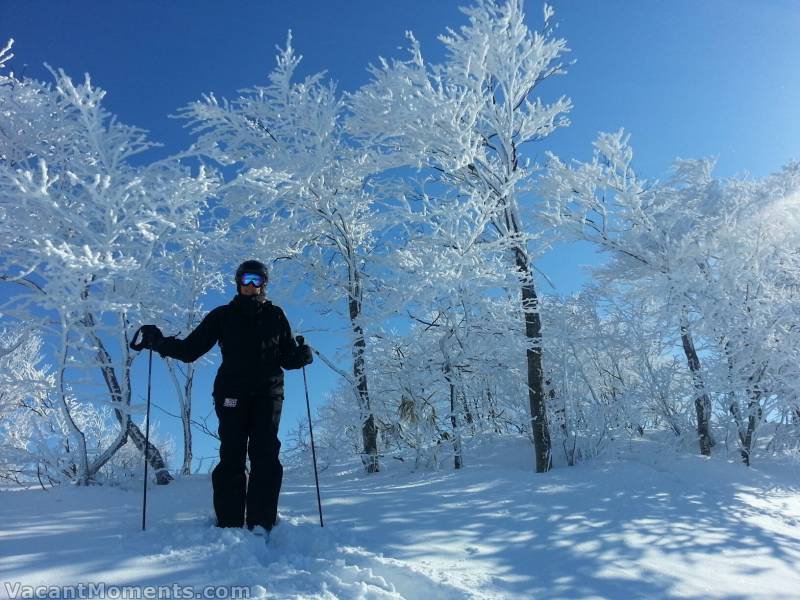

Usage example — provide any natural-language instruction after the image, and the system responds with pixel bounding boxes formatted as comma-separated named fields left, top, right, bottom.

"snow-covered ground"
left=2, top=438, right=800, bottom=600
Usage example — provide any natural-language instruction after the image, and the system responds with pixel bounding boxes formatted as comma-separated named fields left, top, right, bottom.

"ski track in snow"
left=141, top=510, right=464, bottom=600
left=2, top=438, right=800, bottom=599
left=0, top=472, right=477, bottom=599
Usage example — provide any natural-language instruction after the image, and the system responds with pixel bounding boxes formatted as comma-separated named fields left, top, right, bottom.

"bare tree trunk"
left=462, top=392, right=475, bottom=427
left=181, top=371, right=194, bottom=476
left=56, top=330, right=90, bottom=485
left=740, top=366, right=766, bottom=466
left=347, top=268, right=379, bottom=473
left=87, top=432, right=128, bottom=478
left=729, top=396, right=762, bottom=466
left=485, top=383, right=503, bottom=434
left=166, top=358, right=195, bottom=475
left=449, top=381, right=463, bottom=469
left=85, top=312, right=173, bottom=484
left=723, top=337, right=766, bottom=466
left=515, top=248, right=551, bottom=472
left=679, top=311, right=713, bottom=456
left=741, top=407, right=760, bottom=465
left=439, top=329, right=463, bottom=470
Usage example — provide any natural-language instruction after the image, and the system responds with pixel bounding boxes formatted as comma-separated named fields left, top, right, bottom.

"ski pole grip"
left=296, top=335, right=305, bottom=346
left=130, top=327, right=146, bottom=351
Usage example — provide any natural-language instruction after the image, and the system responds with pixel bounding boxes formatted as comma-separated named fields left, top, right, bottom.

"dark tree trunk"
left=181, top=369, right=194, bottom=476
left=462, top=393, right=475, bottom=426
left=679, top=314, right=713, bottom=456
left=440, top=331, right=463, bottom=470
left=348, top=271, right=379, bottom=473
left=86, top=314, right=173, bottom=484
left=744, top=403, right=761, bottom=467
left=87, top=434, right=129, bottom=479
left=486, top=385, right=502, bottom=434
left=450, top=380, right=463, bottom=469
left=723, top=338, right=766, bottom=466
left=740, top=367, right=766, bottom=466
left=729, top=398, right=762, bottom=467
left=515, top=247, right=551, bottom=472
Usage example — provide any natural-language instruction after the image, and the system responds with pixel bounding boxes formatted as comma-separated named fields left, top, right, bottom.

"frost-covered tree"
left=145, top=228, right=227, bottom=475
left=349, top=0, right=572, bottom=472
left=0, top=321, right=168, bottom=486
left=693, top=164, right=800, bottom=464
left=540, top=132, right=721, bottom=456
left=375, top=181, right=535, bottom=467
left=542, top=290, right=697, bottom=464
left=310, top=181, right=538, bottom=470
left=179, top=36, right=393, bottom=472
left=541, top=130, right=800, bottom=462
left=0, top=41, right=214, bottom=483
left=0, top=324, right=57, bottom=485
left=346, top=290, right=532, bottom=470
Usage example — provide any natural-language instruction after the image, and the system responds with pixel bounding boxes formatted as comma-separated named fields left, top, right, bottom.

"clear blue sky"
left=2, top=0, right=798, bottom=472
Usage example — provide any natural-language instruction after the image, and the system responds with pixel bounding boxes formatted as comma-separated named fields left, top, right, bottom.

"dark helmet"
left=235, top=259, right=269, bottom=294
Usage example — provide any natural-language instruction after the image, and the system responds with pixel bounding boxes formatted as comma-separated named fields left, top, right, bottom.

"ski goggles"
left=239, top=272, right=266, bottom=287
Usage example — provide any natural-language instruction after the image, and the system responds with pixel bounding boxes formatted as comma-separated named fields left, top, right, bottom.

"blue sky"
left=2, top=0, right=799, bottom=472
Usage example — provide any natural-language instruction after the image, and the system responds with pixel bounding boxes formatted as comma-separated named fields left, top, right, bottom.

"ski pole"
left=130, top=327, right=154, bottom=531
left=298, top=337, right=323, bottom=527
left=142, top=347, right=153, bottom=531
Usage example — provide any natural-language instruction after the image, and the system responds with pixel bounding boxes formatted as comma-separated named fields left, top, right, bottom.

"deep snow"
left=2, top=438, right=800, bottom=600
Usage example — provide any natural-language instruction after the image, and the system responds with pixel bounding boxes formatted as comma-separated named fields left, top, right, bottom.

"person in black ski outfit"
left=136, top=260, right=312, bottom=531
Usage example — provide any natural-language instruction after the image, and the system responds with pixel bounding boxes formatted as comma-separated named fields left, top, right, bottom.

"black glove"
left=296, top=335, right=313, bottom=366
left=132, top=325, right=164, bottom=351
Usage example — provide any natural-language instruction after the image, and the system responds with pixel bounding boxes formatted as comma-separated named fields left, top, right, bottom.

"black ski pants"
left=212, top=393, right=283, bottom=530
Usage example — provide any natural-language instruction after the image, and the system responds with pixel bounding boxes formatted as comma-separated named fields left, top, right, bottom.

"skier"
left=136, top=259, right=313, bottom=532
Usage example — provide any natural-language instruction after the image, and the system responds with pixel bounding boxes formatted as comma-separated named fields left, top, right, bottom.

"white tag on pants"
left=223, top=397, right=238, bottom=408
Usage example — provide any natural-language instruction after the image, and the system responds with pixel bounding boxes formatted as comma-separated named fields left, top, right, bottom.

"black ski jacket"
left=156, top=295, right=306, bottom=399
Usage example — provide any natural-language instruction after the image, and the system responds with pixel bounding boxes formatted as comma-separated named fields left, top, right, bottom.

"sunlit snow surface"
left=2, top=438, right=800, bottom=599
